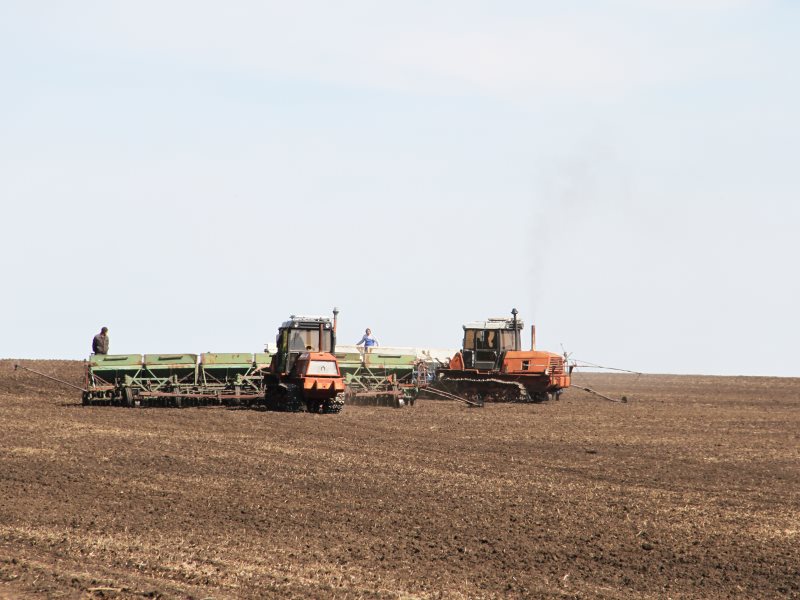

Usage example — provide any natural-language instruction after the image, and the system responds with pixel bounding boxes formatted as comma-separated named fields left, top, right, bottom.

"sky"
left=1, top=0, right=798, bottom=376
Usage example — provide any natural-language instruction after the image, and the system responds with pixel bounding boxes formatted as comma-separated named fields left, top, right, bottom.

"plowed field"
left=1, top=360, right=798, bottom=599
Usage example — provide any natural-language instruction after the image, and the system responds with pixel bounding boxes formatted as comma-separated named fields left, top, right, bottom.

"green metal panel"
left=144, top=354, right=198, bottom=367
left=87, top=354, right=143, bottom=391
left=89, top=354, right=142, bottom=368
left=140, top=354, right=198, bottom=388
left=336, top=351, right=416, bottom=373
left=201, top=353, right=254, bottom=366
left=366, top=353, right=416, bottom=367
left=254, top=352, right=272, bottom=367
left=200, top=353, right=255, bottom=384
left=334, top=352, right=364, bottom=368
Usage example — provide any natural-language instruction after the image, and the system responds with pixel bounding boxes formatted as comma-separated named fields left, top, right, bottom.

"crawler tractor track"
left=306, top=393, right=345, bottom=414
left=323, top=393, right=345, bottom=414
left=436, top=377, right=550, bottom=404
left=265, top=383, right=304, bottom=412
left=267, top=385, right=344, bottom=414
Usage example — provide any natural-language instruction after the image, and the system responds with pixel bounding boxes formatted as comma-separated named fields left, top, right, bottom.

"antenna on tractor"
left=571, top=358, right=641, bottom=375
left=560, top=343, right=573, bottom=362
left=561, top=343, right=574, bottom=374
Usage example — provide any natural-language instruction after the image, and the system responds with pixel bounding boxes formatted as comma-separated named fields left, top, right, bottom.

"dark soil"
left=1, top=360, right=798, bottom=599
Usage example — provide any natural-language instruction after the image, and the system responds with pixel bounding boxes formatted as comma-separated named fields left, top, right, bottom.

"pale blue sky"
left=2, top=1, right=798, bottom=375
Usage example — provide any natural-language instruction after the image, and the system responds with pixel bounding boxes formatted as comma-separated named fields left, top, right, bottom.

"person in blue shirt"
left=356, top=328, right=378, bottom=353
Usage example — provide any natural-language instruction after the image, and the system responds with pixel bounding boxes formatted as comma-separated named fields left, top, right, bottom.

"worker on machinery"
left=92, top=327, right=109, bottom=355
left=356, top=328, right=378, bottom=356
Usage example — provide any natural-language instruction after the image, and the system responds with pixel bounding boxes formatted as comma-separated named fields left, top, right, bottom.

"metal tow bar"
left=14, top=364, right=88, bottom=393
left=570, top=385, right=627, bottom=403
left=423, top=386, right=483, bottom=407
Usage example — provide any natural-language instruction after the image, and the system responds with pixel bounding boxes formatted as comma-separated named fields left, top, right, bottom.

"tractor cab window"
left=464, top=330, right=476, bottom=349
left=484, top=331, right=497, bottom=349
left=467, top=330, right=498, bottom=350
left=499, top=330, right=518, bottom=351
left=288, top=329, right=332, bottom=353
left=465, top=329, right=518, bottom=351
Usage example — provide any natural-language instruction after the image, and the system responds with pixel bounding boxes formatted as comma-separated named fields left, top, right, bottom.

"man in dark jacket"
left=92, top=327, right=109, bottom=355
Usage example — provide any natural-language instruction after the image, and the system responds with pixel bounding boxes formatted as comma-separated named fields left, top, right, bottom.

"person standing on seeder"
left=92, top=327, right=109, bottom=355
left=356, top=328, right=378, bottom=361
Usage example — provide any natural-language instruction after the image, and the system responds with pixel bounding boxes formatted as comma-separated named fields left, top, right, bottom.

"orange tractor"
left=436, top=308, right=571, bottom=404
left=265, top=313, right=345, bottom=413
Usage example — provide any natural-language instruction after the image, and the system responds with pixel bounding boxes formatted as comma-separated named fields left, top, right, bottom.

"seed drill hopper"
left=83, top=352, right=272, bottom=407
left=335, top=346, right=435, bottom=408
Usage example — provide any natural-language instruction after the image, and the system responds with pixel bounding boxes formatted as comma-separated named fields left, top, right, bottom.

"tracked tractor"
left=436, top=309, right=571, bottom=404
left=265, top=313, right=345, bottom=413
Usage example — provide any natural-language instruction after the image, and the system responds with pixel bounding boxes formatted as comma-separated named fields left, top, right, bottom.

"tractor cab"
left=272, top=315, right=336, bottom=375
left=440, top=308, right=570, bottom=403
left=461, top=317, right=523, bottom=371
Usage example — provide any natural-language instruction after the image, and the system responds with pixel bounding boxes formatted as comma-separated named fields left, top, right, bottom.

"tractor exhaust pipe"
left=511, top=308, right=519, bottom=351
left=531, top=325, right=536, bottom=350
left=331, top=306, right=339, bottom=353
